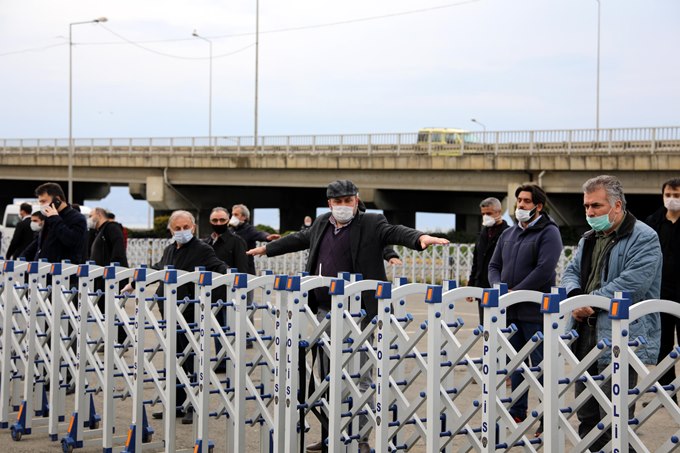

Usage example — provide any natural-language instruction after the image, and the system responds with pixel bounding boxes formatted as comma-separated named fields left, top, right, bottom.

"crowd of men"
left=2, top=176, right=679, bottom=451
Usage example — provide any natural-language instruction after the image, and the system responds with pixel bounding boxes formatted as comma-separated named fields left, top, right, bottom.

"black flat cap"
left=326, top=179, right=358, bottom=198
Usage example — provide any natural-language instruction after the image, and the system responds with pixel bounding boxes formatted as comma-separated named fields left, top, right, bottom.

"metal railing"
left=118, top=240, right=575, bottom=285
left=1, top=126, right=679, bottom=156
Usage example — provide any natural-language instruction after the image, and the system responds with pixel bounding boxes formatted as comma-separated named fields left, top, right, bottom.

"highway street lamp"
left=470, top=118, right=487, bottom=133
left=69, top=16, right=107, bottom=204
left=192, top=30, right=213, bottom=147
left=595, top=0, right=601, bottom=132
left=254, top=0, right=260, bottom=148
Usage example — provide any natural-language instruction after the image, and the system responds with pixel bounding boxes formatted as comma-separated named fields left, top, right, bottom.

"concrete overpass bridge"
left=1, top=126, right=679, bottom=233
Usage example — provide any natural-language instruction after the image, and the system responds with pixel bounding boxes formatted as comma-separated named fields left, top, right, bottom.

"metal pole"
left=470, top=118, right=487, bottom=143
left=209, top=39, right=213, bottom=147
left=192, top=31, right=213, bottom=147
left=68, top=23, right=73, bottom=204
left=254, top=0, right=260, bottom=148
left=68, top=17, right=107, bottom=204
left=470, top=118, right=487, bottom=133
left=595, top=0, right=601, bottom=132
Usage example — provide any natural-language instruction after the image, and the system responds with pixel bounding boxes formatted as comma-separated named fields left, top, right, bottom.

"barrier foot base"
left=194, top=439, right=215, bottom=453
left=62, top=412, right=83, bottom=452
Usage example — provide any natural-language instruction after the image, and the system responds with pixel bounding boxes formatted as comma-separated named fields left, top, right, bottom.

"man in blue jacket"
left=562, top=175, right=661, bottom=451
left=488, top=184, right=563, bottom=434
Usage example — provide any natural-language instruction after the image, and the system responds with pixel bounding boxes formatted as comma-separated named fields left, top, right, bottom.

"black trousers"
left=159, top=301, right=196, bottom=410
left=658, top=312, right=680, bottom=393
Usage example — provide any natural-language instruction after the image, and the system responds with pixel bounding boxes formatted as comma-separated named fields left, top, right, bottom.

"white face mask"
left=228, top=216, right=241, bottom=227
left=87, top=217, right=97, bottom=229
left=515, top=207, right=536, bottom=223
left=482, top=214, right=497, bottom=228
left=664, top=197, right=680, bottom=212
left=332, top=205, right=355, bottom=224
left=30, top=221, right=42, bottom=232
left=174, top=229, right=193, bottom=244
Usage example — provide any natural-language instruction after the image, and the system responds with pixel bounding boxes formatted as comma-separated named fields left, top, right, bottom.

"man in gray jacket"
left=562, top=175, right=661, bottom=451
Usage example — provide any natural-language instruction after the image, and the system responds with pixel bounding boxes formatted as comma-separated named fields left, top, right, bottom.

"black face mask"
left=211, top=224, right=228, bottom=235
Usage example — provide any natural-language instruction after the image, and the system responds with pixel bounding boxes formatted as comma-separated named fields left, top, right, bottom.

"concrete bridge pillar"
left=383, top=210, right=416, bottom=229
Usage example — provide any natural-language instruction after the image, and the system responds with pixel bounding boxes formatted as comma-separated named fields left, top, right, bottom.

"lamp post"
left=595, top=0, right=601, bottom=132
left=254, top=0, right=260, bottom=149
left=470, top=118, right=487, bottom=133
left=192, top=30, right=213, bottom=147
left=69, top=17, right=107, bottom=204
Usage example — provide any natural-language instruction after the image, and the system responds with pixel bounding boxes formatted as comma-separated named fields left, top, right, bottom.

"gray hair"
left=582, top=175, right=627, bottom=210
left=479, top=197, right=502, bottom=211
left=92, top=207, right=108, bottom=217
left=167, top=210, right=196, bottom=229
left=232, top=204, right=250, bottom=221
left=210, top=206, right=230, bottom=216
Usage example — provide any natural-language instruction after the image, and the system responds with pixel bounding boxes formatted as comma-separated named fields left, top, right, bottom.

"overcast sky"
left=1, top=0, right=678, bottom=229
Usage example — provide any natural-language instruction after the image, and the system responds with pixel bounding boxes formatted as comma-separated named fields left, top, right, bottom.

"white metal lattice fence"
left=121, top=240, right=576, bottom=285
left=0, top=238, right=576, bottom=284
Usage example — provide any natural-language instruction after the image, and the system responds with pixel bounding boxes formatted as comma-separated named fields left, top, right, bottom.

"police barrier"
left=0, top=259, right=678, bottom=452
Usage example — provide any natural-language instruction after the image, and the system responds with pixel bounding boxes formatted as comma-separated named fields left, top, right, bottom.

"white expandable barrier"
left=1, top=259, right=680, bottom=452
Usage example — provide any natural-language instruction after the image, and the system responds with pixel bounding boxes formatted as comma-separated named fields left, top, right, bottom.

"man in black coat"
left=230, top=203, right=280, bottom=275
left=204, top=207, right=248, bottom=273
left=247, top=179, right=449, bottom=452
left=155, top=211, right=226, bottom=423
left=249, top=180, right=448, bottom=320
left=6, top=202, right=34, bottom=259
left=125, top=210, right=227, bottom=423
left=645, top=177, right=680, bottom=399
left=34, top=182, right=87, bottom=265
left=205, top=206, right=249, bottom=364
left=467, top=197, right=509, bottom=324
left=89, top=207, right=129, bottom=269
left=89, top=207, right=130, bottom=342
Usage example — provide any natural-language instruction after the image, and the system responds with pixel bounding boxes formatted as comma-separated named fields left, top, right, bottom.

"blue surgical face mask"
left=174, top=229, right=193, bottom=244
left=586, top=208, right=613, bottom=231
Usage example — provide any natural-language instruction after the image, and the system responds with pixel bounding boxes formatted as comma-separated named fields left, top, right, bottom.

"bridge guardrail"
left=1, top=126, right=679, bottom=156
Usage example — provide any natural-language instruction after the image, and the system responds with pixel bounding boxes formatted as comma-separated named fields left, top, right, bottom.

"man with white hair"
left=230, top=203, right=281, bottom=275
left=467, top=197, right=509, bottom=324
left=138, top=210, right=227, bottom=424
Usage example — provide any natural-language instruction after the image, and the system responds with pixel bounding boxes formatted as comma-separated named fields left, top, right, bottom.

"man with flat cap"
left=248, top=179, right=449, bottom=452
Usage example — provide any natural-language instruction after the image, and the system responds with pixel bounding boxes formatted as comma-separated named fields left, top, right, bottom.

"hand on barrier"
left=247, top=245, right=267, bottom=256
left=572, top=305, right=595, bottom=322
left=419, top=234, right=450, bottom=249
left=465, top=297, right=476, bottom=303
left=388, top=257, right=403, bottom=265
left=120, top=282, right=134, bottom=295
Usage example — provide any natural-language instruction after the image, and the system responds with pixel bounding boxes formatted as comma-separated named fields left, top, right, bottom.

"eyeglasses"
left=210, top=218, right=229, bottom=224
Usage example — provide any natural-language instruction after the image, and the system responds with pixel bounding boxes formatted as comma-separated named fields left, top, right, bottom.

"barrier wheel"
left=62, top=442, right=74, bottom=453
left=142, top=433, right=153, bottom=443
left=91, top=420, right=100, bottom=430
left=10, top=427, right=22, bottom=441
left=209, top=447, right=214, bottom=453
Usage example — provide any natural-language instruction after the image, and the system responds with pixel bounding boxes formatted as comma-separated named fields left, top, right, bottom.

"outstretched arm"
left=247, top=245, right=267, bottom=256
left=419, top=234, right=450, bottom=249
